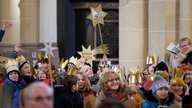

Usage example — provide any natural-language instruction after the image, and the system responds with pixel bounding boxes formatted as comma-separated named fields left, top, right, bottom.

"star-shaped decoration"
left=87, top=5, right=107, bottom=27
left=77, top=45, right=96, bottom=66
left=39, top=42, right=57, bottom=58
left=93, top=44, right=109, bottom=55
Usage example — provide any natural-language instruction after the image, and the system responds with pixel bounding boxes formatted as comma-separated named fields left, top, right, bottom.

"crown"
left=171, top=67, right=185, bottom=79
left=146, top=53, right=158, bottom=65
left=128, top=66, right=142, bottom=84
left=16, top=55, right=28, bottom=66
left=60, top=58, right=69, bottom=69
left=38, top=52, right=45, bottom=60
left=67, top=56, right=79, bottom=75
left=5, top=60, right=19, bottom=74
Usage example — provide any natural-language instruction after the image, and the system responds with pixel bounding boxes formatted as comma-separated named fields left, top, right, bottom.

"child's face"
left=171, top=84, right=184, bottom=96
left=21, top=63, right=31, bottom=77
left=38, top=72, right=46, bottom=80
left=155, top=87, right=169, bottom=99
left=9, top=71, right=19, bottom=82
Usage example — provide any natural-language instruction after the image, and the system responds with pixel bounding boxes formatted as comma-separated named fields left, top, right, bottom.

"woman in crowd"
left=95, top=71, right=130, bottom=108
left=54, top=75, right=83, bottom=108
left=169, top=37, right=192, bottom=69
left=2, top=60, right=26, bottom=108
left=180, top=37, right=192, bottom=64
left=76, top=71, right=96, bottom=97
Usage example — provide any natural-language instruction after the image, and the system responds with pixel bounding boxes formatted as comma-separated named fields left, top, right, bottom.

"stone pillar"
left=179, top=0, right=192, bottom=39
left=119, top=0, right=148, bottom=70
left=0, top=0, right=20, bottom=43
left=40, top=0, right=57, bottom=43
left=19, top=0, right=39, bottom=43
left=148, top=0, right=178, bottom=62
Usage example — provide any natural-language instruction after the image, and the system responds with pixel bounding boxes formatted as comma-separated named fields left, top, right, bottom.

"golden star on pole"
left=87, top=5, right=107, bottom=27
left=77, top=45, right=96, bottom=66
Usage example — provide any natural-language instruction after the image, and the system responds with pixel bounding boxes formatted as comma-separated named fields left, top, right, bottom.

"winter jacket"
left=54, top=90, right=83, bottom=108
left=182, top=50, right=192, bottom=64
left=2, top=78, right=26, bottom=108
left=142, top=90, right=177, bottom=108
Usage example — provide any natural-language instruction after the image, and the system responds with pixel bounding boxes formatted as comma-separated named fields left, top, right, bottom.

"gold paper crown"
left=111, top=65, right=126, bottom=82
left=67, top=56, right=79, bottom=75
left=16, top=55, right=27, bottom=66
left=146, top=53, right=158, bottom=65
left=171, top=67, right=185, bottom=79
left=5, top=60, right=19, bottom=74
left=38, top=52, right=45, bottom=60
left=60, top=58, right=69, bottom=69
left=128, top=66, right=142, bottom=84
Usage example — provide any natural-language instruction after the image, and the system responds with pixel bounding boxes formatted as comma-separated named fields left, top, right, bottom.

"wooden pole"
left=48, top=48, right=53, bottom=88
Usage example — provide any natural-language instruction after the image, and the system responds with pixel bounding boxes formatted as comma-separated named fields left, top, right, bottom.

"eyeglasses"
left=180, top=44, right=189, bottom=48
left=108, top=77, right=120, bottom=82
left=28, top=95, right=53, bottom=102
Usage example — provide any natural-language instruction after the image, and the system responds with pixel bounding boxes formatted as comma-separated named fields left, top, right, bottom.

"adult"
left=23, top=82, right=53, bottom=108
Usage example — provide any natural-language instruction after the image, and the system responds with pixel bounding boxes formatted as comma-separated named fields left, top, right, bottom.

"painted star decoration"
left=39, top=42, right=57, bottom=58
left=78, top=45, right=96, bottom=66
left=87, top=4, right=108, bottom=27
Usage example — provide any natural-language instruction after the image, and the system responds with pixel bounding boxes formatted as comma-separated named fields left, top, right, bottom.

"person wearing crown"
left=2, top=60, right=26, bottom=108
left=16, top=55, right=36, bottom=85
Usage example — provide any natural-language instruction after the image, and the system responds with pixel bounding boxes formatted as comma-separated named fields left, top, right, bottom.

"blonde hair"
left=76, top=71, right=92, bottom=91
left=99, top=71, right=123, bottom=92
left=179, top=37, right=191, bottom=45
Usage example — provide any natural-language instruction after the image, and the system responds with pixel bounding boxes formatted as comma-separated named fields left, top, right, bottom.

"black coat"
left=54, top=90, right=83, bottom=108
left=182, top=51, right=192, bottom=64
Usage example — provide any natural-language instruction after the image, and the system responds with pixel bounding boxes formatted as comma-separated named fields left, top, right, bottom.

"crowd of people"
left=0, top=22, right=192, bottom=108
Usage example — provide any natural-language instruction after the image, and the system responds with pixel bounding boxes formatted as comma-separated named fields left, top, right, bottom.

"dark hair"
left=97, top=99, right=127, bottom=108
left=154, top=61, right=168, bottom=72
left=7, top=70, right=22, bottom=82
left=62, top=75, right=77, bottom=90
left=19, top=61, right=29, bottom=71
left=42, top=58, right=49, bottom=64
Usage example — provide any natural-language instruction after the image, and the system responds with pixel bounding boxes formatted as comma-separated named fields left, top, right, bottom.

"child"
left=142, top=75, right=179, bottom=108
left=2, top=60, right=26, bottom=108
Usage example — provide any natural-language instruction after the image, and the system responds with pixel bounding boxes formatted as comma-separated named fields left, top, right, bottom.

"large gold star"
left=78, top=45, right=96, bottom=66
left=87, top=5, right=107, bottom=27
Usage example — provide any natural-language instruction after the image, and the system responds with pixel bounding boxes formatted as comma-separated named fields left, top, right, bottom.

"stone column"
left=179, top=0, right=192, bottom=39
left=148, top=0, right=178, bottom=62
left=119, top=0, right=148, bottom=70
left=39, top=0, right=57, bottom=43
left=19, top=0, right=39, bottom=43
left=0, top=0, right=20, bottom=43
